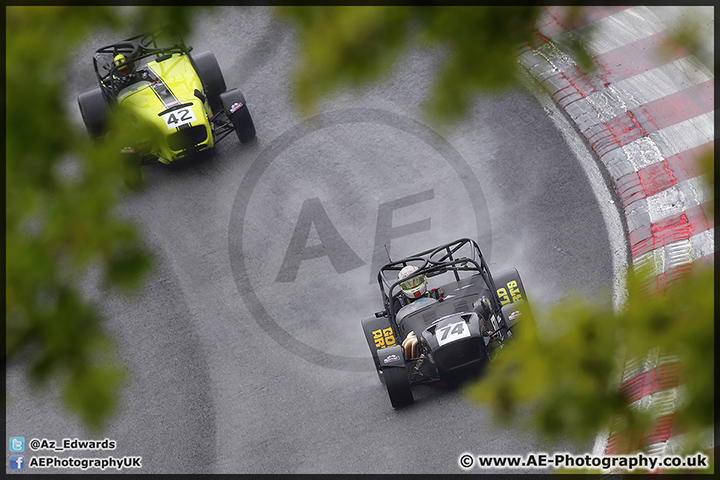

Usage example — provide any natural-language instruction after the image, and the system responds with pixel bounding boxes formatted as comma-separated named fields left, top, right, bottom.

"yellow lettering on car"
left=372, top=327, right=396, bottom=348
left=372, top=329, right=384, bottom=348
left=382, top=327, right=396, bottom=347
left=498, top=281, right=523, bottom=306
left=497, top=287, right=510, bottom=306
left=507, top=280, right=523, bottom=303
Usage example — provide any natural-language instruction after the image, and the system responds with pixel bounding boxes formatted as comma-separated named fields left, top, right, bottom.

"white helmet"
left=398, top=265, right=427, bottom=299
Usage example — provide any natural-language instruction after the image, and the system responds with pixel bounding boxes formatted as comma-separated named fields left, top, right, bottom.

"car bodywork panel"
left=395, top=275, right=488, bottom=341
left=116, top=54, right=213, bottom=164
left=362, top=238, right=530, bottom=398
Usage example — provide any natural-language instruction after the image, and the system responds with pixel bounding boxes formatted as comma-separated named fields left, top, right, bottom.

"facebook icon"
left=9, top=455, right=24, bottom=470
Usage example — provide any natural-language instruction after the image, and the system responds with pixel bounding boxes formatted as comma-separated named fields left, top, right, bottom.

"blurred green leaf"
left=658, top=9, right=706, bottom=64
left=6, top=5, right=199, bottom=431
left=7, top=6, right=713, bottom=449
left=63, top=364, right=127, bottom=432
left=276, top=6, right=548, bottom=124
left=466, top=263, right=713, bottom=469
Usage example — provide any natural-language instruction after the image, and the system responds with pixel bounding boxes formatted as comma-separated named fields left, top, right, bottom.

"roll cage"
left=375, top=238, right=505, bottom=325
left=92, top=28, right=193, bottom=104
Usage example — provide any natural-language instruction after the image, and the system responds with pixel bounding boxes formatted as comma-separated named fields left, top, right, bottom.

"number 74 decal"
left=436, top=321, right=470, bottom=346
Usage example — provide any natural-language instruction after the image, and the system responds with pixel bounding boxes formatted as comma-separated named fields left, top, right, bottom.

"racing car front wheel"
left=77, top=88, right=109, bottom=139
left=192, top=51, right=227, bottom=114
left=383, top=366, right=414, bottom=409
left=219, top=89, right=256, bottom=144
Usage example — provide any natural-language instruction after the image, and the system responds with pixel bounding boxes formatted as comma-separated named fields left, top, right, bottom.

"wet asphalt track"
left=6, top=7, right=622, bottom=474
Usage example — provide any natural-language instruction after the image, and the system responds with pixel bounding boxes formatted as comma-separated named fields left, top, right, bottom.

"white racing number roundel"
left=436, top=321, right=470, bottom=346
left=161, top=107, right=196, bottom=130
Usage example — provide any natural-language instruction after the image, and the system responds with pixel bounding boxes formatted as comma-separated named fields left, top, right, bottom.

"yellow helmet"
left=113, top=54, right=133, bottom=76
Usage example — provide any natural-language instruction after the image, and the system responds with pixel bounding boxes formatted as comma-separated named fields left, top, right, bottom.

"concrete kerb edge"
left=517, top=46, right=636, bottom=240
left=516, top=32, right=709, bottom=455
left=518, top=45, right=635, bottom=455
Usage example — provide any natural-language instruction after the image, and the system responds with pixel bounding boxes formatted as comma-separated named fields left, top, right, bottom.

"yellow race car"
left=77, top=28, right=255, bottom=169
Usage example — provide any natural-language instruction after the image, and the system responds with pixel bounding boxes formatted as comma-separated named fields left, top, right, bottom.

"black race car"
left=361, top=238, right=529, bottom=408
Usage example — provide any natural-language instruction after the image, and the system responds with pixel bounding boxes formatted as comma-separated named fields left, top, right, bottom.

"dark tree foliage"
left=6, top=9, right=712, bottom=466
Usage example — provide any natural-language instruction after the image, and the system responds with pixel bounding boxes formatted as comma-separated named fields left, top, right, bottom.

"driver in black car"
left=395, top=265, right=444, bottom=308
left=393, top=265, right=445, bottom=359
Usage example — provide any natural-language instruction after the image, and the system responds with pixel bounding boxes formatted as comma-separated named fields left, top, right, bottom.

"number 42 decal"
left=436, top=321, right=470, bottom=346
left=161, top=107, right=196, bottom=129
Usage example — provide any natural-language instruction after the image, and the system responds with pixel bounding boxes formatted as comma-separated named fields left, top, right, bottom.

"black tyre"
left=192, top=51, right=226, bottom=114
left=383, top=366, right=413, bottom=409
left=77, top=88, right=109, bottom=139
left=219, top=89, right=256, bottom=143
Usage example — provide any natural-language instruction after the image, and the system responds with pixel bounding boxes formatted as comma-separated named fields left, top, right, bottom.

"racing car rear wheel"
left=192, top=51, right=227, bottom=114
left=77, top=88, right=109, bottom=139
left=383, top=366, right=414, bottom=409
left=219, top=89, right=256, bottom=144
